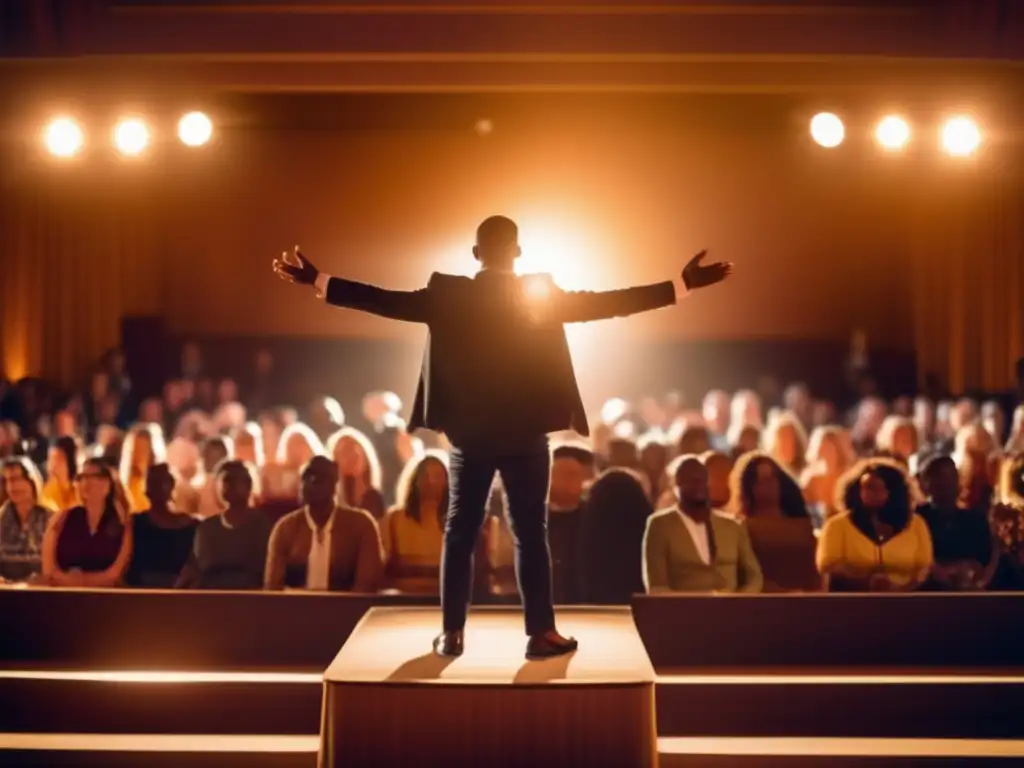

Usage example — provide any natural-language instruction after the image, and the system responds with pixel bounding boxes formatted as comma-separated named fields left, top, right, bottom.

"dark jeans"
left=441, top=437, right=555, bottom=636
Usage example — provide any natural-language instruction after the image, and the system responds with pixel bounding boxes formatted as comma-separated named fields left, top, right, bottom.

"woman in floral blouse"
left=0, top=457, right=54, bottom=582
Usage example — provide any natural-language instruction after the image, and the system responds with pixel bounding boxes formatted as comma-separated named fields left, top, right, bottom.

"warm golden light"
left=178, top=111, right=213, bottom=147
left=941, top=116, right=981, bottom=157
left=874, top=116, right=911, bottom=151
left=113, top=118, right=150, bottom=156
left=809, top=112, right=844, bottom=148
left=43, top=117, right=84, bottom=158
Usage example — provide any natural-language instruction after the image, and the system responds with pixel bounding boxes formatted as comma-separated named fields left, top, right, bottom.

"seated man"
left=643, top=455, right=763, bottom=593
left=265, top=456, right=384, bottom=592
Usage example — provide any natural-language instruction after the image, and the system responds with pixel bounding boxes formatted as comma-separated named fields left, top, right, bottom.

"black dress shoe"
left=525, top=633, right=578, bottom=660
left=432, top=630, right=464, bottom=658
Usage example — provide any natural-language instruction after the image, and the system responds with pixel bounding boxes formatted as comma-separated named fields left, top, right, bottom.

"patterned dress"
left=0, top=503, right=54, bottom=582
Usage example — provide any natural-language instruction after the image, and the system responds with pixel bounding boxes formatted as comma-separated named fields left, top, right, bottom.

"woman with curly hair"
left=730, top=452, right=819, bottom=592
left=817, top=458, right=933, bottom=592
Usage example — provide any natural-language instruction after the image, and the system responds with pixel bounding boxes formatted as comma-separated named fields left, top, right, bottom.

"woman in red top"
left=42, top=459, right=132, bottom=587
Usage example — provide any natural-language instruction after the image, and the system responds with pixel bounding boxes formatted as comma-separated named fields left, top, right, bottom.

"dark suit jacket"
left=325, top=270, right=675, bottom=451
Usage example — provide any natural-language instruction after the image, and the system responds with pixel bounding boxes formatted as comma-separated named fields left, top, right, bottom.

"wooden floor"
left=324, top=605, right=655, bottom=685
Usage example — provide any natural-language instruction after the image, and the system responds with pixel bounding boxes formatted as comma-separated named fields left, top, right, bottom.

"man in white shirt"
left=643, top=456, right=762, bottom=594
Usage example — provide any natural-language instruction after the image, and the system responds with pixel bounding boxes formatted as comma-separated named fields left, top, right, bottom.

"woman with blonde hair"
left=380, top=451, right=449, bottom=593
left=1004, top=405, right=1024, bottom=455
left=325, top=427, right=385, bottom=520
left=261, top=422, right=324, bottom=502
left=42, top=436, right=80, bottom=512
left=761, top=410, right=808, bottom=476
left=953, top=422, right=1000, bottom=511
left=42, top=458, right=132, bottom=587
left=875, top=415, right=919, bottom=466
left=119, top=423, right=167, bottom=513
left=801, top=426, right=853, bottom=524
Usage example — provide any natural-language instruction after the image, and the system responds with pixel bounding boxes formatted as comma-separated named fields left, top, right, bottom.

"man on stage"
left=273, top=215, right=731, bottom=659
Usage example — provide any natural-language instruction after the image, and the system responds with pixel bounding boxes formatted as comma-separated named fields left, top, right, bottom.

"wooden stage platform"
left=320, top=606, right=657, bottom=767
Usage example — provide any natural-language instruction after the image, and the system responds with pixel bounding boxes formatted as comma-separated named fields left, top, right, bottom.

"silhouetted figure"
left=274, top=214, right=731, bottom=659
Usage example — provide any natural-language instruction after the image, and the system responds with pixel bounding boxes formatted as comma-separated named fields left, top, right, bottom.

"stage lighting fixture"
left=43, top=117, right=84, bottom=158
left=875, top=116, right=911, bottom=151
left=113, top=118, right=150, bottom=156
left=941, top=116, right=981, bottom=157
left=810, top=112, right=844, bottom=148
left=178, top=111, right=213, bottom=147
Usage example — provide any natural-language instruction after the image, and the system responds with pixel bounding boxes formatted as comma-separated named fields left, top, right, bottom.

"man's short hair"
left=553, top=443, right=595, bottom=467
left=476, top=215, right=518, bottom=248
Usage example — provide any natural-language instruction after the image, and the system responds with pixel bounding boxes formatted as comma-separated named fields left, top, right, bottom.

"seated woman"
left=801, top=426, right=853, bottom=526
left=326, top=427, right=386, bottom=520
left=0, top=458, right=54, bottom=582
left=730, top=452, right=820, bottom=592
left=953, top=423, right=1000, bottom=512
left=380, top=451, right=448, bottom=594
left=126, top=464, right=198, bottom=588
left=41, top=459, right=133, bottom=587
left=190, top=435, right=235, bottom=519
left=119, top=424, right=167, bottom=514
left=578, top=468, right=653, bottom=604
left=176, top=460, right=271, bottom=590
left=41, top=436, right=80, bottom=512
left=916, top=454, right=996, bottom=591
left=817, top=458, right=934, bottom=592
left=265, top=456, right=383, bottom=593
left=875, top=415, right=919, bottom=466
left=762, top=410, right=808, bottom=477
left=261, top=422, right=322, bottom=503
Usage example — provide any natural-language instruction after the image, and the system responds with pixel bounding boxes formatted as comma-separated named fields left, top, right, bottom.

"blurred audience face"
left=47, top=446, right=70, bottom=482
left=891, top=396, right=912, bottom=417
left=815, top=432, right=844, bottom=474
left=218, top=379, right=239, bottom=405
left=751, top=459, right=781, bottom=507
left=890, top=423, right=918, bottom=462
left=859, top=470, right=889, bottom=510
left=301, top=457, right=338, bottom=508
left=639, top=440, right=668, bottom=477
left=54, top=410, right=76, bottom=438
left=736, top=425, right=761, bottom=455
left=234, top=428, right=262, bottom=466
left=731, top=389, right=763, bottom=429
left=255, top=349, right=274, bottom=376
left=259, top=415, right=282, bottom=464
left=77, top=462, right=112, bottom=506
left=416, top=458, right=448, bottom=504
left=2, top=463, right=34, bottom=507
left=811, top=400, right=836, bottom=427
left=783, top=383, right=811, bottom=424
left=674, top=458, right=709, bottom=514
left=678, top=425, right=711, bottom=456
left=202, top=439, right=231, bottom=475
left=773, top=423, right=801, bottom=468
left=139, top=399, right=164, bottom=425
left=220, top=463, right=253, bottom=508
left=981, top=400, right=1005, bottom=443
left=334, top=436, right=367, bottom=477
left=913, top=397, right=935, bottom=439
left=90, top=371, right=110, bottom=402
left=132, top=432, right=153, bottom=470
left=923, top=458, right=960, bottom=509
left=950, top=399, right=977, bottom=433
left=163, top=381, right=187, bottom=412
left=702, top=452, right=732, bottom=509
left=702, top=390, right=729, bottom=435
left=195, top=378, right=216, bottom=409
left=607, top=438, right=638, bottom=469
left=285, top=432, right=315, bottom=469
left=550, top=455, right=589, bottom=509
left=97, top=396, right=119, bottom=426
left=145, top=465, right=175, bottom=508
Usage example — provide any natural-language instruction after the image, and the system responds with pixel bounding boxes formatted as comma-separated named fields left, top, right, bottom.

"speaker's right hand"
left=273, top=246, right=319, bottom=286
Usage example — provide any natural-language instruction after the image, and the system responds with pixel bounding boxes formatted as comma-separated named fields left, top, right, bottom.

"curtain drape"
left=908, top=155, right=1024, bottom=394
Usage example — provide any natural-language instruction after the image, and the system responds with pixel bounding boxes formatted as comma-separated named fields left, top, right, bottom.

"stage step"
left=657, top=737, right=1024, bottom=766
left=5, top=668, right=1024, bottom=740
left=0, top=734, right=317, bottom=768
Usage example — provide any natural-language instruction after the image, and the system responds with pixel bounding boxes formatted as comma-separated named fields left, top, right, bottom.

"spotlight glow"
left=810, top=112, right=844, bottom=148
left=178, top=111, right=213, bottom=147
left=875, top=116, right=911, bottom=151
left=43, top=118, right=84, bottom=158
left=941, top=116, right=981, bottom=157
left=113, top=118, right=150, bottom=156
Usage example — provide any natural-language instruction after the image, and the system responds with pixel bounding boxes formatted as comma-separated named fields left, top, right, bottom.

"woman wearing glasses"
left=41, top=458, right=133, bottom=587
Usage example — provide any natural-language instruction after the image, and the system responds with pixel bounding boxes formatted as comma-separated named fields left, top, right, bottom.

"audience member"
left=762, top=410, right=807, bottom=476
left=702, top=390, right=730, bottom=452
left=817, top=459, right=933, bottom=592
left=730, top=453, right=818, bottom=591
left=637, top=433, right=669, bottom=504
left=326, top=427, right=386, bottom=520
left=126, top=464, right=197, bottom=588
left=875, top=415, right=919, bottom=466
left=265, top=455, right=383, bottom=592
left=953, top=423, right=999, bottom=511
left=42, top=436, right=80, bottom=512
left=177, top=461, right=270, bottom=589
left=546, top=443, right=593, bottom=603
left=308, top=396, right=345, bottom=443
left=700, top=450, right=733, bottom=512
left=916, top=455, right=996, bottom=591
left=380, top=451, right=448, bottom=593
left=192, top=435, right=235, bottom=519
left=801, top=426, right=852, bottom=524
left=42, top=459, right=132, bottom=587
left=578, top=468, right=652, bottom=603
left=262, top=422, right=322, bottom=502
left=731, top=389, right=764, bottom=430
left=0, top=457, right=54, bottom=582
left=120, top=424, right=166, bottom=513
left=644, top=456, right=763, bottom=593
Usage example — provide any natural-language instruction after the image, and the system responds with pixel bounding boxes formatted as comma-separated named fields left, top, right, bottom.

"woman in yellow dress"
left=42, top=436, right=80, bottom=512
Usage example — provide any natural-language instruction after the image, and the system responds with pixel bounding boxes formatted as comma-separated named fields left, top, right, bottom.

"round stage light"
left=113, top=118, right=150, bottom=156
left=178, top=111, right=213, bottom=147
left=43, top=117, right=84, bottom=158
left=941, top=116, right=981, bottom=157
left=875, top=116, right=911, bottom=151
left=810, top=112, right=844, bottom=148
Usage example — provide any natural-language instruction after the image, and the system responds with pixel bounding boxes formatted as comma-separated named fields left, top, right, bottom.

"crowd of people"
left=1, top=341, right=1024, bottom=598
